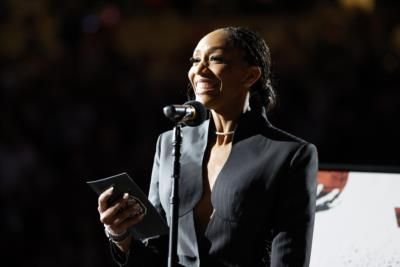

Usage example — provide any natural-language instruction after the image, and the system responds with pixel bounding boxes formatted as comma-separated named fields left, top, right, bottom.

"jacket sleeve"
left=270, top=143, right=318, bottom=267
left=110, top=135, right=169, bottom=267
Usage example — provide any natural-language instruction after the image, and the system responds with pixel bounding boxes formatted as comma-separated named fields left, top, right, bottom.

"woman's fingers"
left=99, top=193, right=129, bottom=224
left=115, top=213, right=145, bottom=233
left=98, top=187, right=114, bottom=212
left=104, top=200, right=146, bottom=234
left=112, top=203, right=145, bottom=225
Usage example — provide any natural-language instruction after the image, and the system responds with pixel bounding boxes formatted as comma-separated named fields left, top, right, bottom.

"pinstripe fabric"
left=119, top=110, right=318, bottom=267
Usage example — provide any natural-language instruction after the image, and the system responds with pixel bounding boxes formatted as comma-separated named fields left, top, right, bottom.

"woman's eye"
left=189, top=57, right=200, bottom=64
left=210, top=55, right=224, bottom=62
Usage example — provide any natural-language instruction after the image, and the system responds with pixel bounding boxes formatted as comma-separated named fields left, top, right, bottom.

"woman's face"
left=188, top=29, right=257, bottom=112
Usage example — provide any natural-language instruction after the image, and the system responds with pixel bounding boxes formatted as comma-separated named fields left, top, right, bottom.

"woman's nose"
left=193, top=60, right=209, bottom=74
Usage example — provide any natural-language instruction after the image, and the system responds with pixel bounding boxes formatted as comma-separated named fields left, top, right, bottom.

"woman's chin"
left=195, top=95, right=217, bottom=109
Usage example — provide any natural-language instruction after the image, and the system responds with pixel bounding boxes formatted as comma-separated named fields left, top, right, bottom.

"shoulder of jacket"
left=266, top=124, right=308, bottom=144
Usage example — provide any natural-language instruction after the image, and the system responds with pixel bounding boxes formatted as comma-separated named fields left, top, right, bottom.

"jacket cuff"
left=109, top=240, right=130, bottom=267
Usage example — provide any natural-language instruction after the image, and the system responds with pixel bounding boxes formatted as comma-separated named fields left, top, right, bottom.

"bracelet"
left=104, top=226, right=131, bottom=243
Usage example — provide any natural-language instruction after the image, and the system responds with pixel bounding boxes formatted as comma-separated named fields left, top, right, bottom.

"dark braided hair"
left=223, top=26, right=276, bottom=112
left=187, top=26, right=276, bottom=113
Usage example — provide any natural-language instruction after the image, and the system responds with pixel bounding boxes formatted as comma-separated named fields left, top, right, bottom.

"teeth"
left=197, top=81, right=215, bottom=89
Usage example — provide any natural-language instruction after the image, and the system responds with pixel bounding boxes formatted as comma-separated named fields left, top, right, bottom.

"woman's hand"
left=98, top=187, right=145, bottom=252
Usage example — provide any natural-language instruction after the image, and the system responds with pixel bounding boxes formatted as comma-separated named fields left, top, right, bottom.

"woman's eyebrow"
left=193, top=46, right=227, bottom=55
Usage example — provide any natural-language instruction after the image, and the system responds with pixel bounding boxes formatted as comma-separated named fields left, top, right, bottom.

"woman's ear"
left=242, top=66, right=261, bottom=88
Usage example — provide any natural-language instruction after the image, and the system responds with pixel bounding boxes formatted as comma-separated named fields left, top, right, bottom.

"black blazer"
left=112, top=110, right=318, bottom=267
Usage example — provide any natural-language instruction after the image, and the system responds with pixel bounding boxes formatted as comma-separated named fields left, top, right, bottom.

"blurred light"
left=339, top=0, right=375, bottom=13
left=392, top=25, right=400, bottom=54
left=144, top=0, right=166, bottom=7
left=100, top=5, right=121, bottom=29
left=82, top=14, right=100, bottom=33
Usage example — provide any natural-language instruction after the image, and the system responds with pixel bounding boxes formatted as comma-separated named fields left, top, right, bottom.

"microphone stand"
left=168, top=123, right=182, bottom=267
left=163, top=100, right=206, bottom=267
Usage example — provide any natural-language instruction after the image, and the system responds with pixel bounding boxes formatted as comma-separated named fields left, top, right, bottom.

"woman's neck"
left=210, top=109, right=241, bottom=145
left=208, top=92, right=250, bottom=145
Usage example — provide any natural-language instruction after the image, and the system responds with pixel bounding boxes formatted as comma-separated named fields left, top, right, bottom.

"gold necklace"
left=215, top=130, right=235, bottom=135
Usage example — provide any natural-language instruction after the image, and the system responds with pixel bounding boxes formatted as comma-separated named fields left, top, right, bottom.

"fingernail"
left=123, top=193, right=129, bottom=199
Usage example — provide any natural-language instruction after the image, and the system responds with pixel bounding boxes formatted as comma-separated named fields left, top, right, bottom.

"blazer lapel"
left=178, top=119, right=210, bottom=216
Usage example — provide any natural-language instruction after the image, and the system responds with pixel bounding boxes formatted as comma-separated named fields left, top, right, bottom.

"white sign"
left=311, top=171, right=400, bottom=267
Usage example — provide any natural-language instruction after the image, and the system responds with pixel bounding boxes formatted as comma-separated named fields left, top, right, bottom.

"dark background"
left=1, top=0, right=399, bottom=266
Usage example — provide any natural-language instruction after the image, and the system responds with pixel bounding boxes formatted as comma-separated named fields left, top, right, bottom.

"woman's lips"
left=195, top=80, right=219, bottom=93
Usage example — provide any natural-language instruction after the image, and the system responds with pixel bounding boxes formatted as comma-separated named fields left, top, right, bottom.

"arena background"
left=0, top=1, right=399, bottom=266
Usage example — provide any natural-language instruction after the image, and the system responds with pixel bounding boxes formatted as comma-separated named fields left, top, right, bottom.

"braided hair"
left=223, top=26, right=276, bottom=112
left=187, top=26, right=276, bottom=113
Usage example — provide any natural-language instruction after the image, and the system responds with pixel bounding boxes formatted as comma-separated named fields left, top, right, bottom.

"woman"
left=98, top=26, right=318, bottom=267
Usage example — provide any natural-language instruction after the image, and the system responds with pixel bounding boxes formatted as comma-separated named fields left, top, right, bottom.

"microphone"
left=163, top=100, right=207, bottom=127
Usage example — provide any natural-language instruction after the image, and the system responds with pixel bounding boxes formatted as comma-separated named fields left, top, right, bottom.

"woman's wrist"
left=104, top=225, right=131, bottom=243
left=113, top=235, right=132, bottom=253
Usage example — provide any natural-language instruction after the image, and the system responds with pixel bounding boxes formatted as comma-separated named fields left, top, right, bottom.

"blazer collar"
left=232, top=109, right=271, bottom=143
left=177, top=110, right=270, bottom=215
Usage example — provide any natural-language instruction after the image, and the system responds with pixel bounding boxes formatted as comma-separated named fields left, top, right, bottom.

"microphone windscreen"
left=163, top=105, right=175, bottom=120
left=184, top=100, right=207, bottom=127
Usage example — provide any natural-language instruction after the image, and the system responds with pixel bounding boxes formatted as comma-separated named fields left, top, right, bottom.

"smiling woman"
left=188, top=30, right=257, bottom=115
left=96, top=26, right=318, bottom=267
left=187, top=27, right=276, bottom=116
